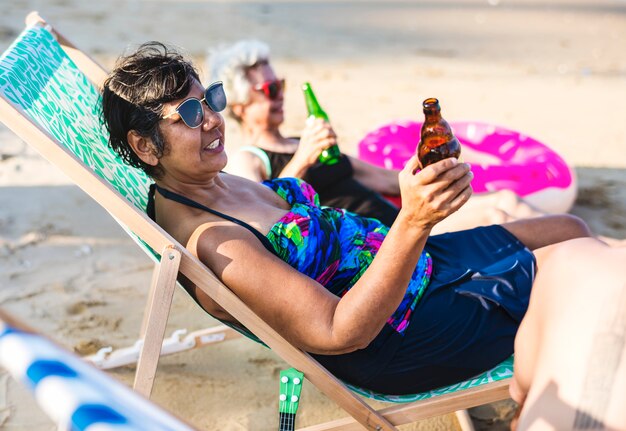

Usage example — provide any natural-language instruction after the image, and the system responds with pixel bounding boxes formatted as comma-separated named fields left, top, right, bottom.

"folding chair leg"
left=133, top=245, right=181, bottom=397
left=455, top=410, right=475, bottom=431
left=139, top=262, right=163, bottom=338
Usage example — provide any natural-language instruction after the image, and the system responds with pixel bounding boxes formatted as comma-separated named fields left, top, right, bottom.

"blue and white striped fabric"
left=0, top=321, right=196, bottom=431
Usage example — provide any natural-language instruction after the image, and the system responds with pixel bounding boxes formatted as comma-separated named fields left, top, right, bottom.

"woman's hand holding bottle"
left=292, top=118, right=338, bottom=168
left=398, top=156, right=473, bottom=231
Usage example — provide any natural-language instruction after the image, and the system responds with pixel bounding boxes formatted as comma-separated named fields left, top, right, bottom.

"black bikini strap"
left=153, top=184, right=277, bottom=256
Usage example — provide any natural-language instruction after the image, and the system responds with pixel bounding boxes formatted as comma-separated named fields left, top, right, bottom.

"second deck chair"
left=0, top=16, right=512, bottom=430
left=0, top=309, right=198, bottom=431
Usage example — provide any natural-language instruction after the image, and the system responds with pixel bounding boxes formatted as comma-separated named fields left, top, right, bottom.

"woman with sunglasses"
left=101, top=42, right=603, bottom=398
left=207, top=40, right=544, bottom=234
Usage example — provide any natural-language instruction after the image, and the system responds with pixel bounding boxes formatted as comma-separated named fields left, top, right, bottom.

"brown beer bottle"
left=417, top=98, right=461, bottom=168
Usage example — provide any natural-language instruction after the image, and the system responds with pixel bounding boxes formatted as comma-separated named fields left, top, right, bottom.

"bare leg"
left=489, top=189, right=546, bottom=220
left=500, top=214, right=592, bottom=250
left=431, top=190, right=544, bottom=235
left=511, top=238, right=626, bottom=430
left=429, top=192, right=624, bottom=249
left=597, top=235, right=626, bottom=248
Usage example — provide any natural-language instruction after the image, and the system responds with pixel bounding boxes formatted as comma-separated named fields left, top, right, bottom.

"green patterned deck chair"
left=0, top=14, right=513, bottom=430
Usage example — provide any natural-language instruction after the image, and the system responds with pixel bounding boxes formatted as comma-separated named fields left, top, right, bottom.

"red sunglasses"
left=253, top=78, right=285, bottom=100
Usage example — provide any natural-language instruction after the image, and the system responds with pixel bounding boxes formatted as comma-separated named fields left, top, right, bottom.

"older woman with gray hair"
left=208, top=39, right=402, bottom=227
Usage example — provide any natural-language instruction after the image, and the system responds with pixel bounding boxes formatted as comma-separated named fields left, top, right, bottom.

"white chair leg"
left=455, top=409, right=476, bottom=431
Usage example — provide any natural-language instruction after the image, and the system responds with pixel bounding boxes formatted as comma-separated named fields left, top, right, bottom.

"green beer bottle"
left=302, top=82, right=341, bottom=165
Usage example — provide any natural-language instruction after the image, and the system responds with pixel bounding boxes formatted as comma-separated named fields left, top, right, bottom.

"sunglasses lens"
left=267, top=82, right=280, bottom=100
left=255, top=79, right=284, bottom=100
left=205, top=83, right=227, bottom=112
left=176, top=99, right=203, bottom=128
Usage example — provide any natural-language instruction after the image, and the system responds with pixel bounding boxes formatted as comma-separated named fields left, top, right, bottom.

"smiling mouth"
left=206, top=138, right=220, bottom=150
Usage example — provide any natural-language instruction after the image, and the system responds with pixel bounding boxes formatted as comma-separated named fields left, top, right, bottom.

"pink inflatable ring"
left=358, top=120, right=577, bottom=214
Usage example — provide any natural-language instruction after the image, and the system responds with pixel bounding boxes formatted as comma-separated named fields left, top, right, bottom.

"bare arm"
left=193, top=157, right=472, bottom=354
left=349, top=156, right=401, bottom=196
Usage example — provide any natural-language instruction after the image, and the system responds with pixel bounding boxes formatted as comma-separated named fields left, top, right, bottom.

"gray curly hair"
left=206, top=40, right=270, bottom=110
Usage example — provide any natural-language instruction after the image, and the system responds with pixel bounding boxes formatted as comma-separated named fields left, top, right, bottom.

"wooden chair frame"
left=0, top=12, right=512, bottom=430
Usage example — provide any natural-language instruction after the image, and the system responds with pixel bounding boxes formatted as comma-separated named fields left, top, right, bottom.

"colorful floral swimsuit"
left=264, top=177, right=432, bottom=334
left=151, top=176, right=536, bottom=395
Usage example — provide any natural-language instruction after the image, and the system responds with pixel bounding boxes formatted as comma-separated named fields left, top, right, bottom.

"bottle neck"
left=304, top=92, right=318, bottom=114
left=423, top=110, right=442, bottom=122
left=305, top=95, right=327, bottom=119
left=303, top=84, right=329, bottom=120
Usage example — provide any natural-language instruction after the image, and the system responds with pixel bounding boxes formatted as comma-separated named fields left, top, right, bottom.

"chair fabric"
left=0, top=23, right=513, bottom=405
left=0, top=25, right=150, bottom=209
left=347, top=356, right=513, bottom=403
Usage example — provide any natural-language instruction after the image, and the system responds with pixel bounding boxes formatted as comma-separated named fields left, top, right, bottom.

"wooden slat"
left=140, top=263, right=163, bottom=338
left=298, top=379, right=510, bottom=431
left=133, top=246, right=181, bottom=397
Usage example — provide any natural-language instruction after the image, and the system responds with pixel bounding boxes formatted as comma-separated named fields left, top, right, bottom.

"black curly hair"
left=101, top=42, right=200, bottom=179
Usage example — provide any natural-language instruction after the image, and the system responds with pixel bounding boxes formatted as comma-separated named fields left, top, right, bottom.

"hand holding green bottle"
left=302, top=82, right=341, bottom=165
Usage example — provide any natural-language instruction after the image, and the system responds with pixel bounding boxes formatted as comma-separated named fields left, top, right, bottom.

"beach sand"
left=0, top=1, right=625, bottom=429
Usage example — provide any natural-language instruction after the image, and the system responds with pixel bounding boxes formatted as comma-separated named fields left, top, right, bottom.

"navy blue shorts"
left=315, top=225, right=536, bottom=395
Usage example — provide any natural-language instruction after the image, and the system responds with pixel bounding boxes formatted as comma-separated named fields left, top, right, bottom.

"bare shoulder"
left=227, top=148, right=267, bottom=181
left=231, top=148, right=260, bottom=164
left=187, top=218, right=261, bottom=269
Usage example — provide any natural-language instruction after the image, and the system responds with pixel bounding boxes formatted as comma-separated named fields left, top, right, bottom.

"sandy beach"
left=1, top=1, right=625, bottom=429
